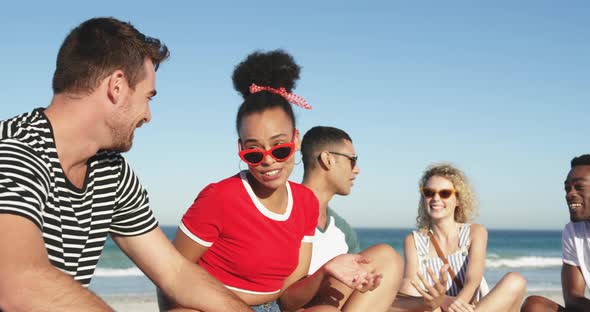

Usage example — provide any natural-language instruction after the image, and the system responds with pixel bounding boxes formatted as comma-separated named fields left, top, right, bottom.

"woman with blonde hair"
left=393, top=163, right=526, bottom=312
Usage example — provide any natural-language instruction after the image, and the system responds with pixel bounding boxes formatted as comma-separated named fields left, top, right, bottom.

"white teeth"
left=264, top=170, right=279, bottom=176
left=569, top=203, right=582, bottom=209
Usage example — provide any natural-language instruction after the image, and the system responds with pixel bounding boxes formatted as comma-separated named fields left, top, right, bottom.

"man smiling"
left=0, top=17, right=250, bottom=311
left=522, top=154, right=590, bottom=311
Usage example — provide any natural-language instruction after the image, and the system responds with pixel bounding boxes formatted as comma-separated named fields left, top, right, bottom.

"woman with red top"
left=168, top=50, right=402, bottom=311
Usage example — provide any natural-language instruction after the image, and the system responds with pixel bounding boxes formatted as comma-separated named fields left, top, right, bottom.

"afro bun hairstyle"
left=232, top=49, right=301, bottom=99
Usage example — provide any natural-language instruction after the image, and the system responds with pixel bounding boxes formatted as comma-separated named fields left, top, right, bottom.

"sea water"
left=89, top=226, right=563, bottom=296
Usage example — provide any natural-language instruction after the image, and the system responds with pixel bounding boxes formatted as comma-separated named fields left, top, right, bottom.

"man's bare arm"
left=562, top=263, right=590, bottom=311
left=0, top=214, right=112, bottom=312
left=113, top=227, right=251, bottom=312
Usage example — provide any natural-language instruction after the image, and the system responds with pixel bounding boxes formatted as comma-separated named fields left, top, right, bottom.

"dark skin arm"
left=562, top=263, right=590, bottom=312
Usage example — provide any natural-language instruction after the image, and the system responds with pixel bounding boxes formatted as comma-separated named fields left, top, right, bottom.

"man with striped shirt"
left=0, top=17, right=250, bottom=311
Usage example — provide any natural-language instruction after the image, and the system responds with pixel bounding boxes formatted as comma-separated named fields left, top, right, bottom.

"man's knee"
left=362, top=244, right=401, bottom=261
left=521, top=295, right=561, bottom=312
left=360, top=244, right=403, bottom=273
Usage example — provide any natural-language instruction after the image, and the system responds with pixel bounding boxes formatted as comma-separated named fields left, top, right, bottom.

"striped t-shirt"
left=0, top=108, right=158, bottom=287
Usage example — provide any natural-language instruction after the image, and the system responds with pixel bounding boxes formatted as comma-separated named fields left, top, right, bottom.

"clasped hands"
left=410, top=265, right=476, bottom=312
left=323, top=253, right=382, bottom=293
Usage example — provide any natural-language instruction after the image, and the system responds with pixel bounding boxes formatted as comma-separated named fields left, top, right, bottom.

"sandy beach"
left=103, top=290, right=566, bottom=311
left=104, top=294, right=159, bottom=311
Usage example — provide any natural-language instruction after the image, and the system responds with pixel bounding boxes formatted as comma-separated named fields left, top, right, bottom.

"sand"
left=103, top=294, right=159, bottom=311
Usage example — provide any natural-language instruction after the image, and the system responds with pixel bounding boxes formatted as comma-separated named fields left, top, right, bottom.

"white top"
left=308, top=215, right=349, bottom=274
left=562, top=221, right=590, bottom=296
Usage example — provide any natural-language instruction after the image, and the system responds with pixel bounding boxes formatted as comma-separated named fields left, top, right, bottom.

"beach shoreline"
left=103, top=290, right=565, bottom=311
left=104, top=293, right=158, bottom=311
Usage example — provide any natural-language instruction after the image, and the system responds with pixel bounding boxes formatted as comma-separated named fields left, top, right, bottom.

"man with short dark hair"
left=521, top=154, right=590, bottom=312
left=301, top=126, right=361, bottom=274
left=0, top=17, right=250, bottom=311
left=301, top=126, right=403, bottom=309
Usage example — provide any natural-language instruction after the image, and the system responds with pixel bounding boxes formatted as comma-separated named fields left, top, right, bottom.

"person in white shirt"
left=522, top=154, right=590, bottom=311
left=300, top=126, right=404, bottom=310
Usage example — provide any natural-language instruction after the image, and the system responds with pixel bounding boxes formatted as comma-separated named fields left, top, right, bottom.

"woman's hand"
left=323, top=253, right=382, bottom=292
left=443, top=297, right=475, bottom=312
left=410, top=265, right=449, bottom=311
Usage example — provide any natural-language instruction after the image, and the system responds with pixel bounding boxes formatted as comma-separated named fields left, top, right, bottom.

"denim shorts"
left=251, top=300, right=281, bottom=312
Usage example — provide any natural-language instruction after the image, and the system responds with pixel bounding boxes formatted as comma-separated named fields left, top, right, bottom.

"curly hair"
left=416, top=163, right=478, bottom=230
left=232, top=50, right=301, bottom=134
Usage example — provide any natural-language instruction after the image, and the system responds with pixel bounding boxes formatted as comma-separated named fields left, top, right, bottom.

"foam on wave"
left=486, top=256, right=562, bottom=268
left=94, top=267, right=144, bottom=277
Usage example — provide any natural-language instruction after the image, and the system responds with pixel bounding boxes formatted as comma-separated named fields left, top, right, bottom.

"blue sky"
left=1, top=1, right=588, bottom=229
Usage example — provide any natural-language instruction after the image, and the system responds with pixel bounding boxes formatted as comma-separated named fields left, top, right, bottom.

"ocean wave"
left=94, top=267, right=145, bottom=277
left=486, top=256, right=562, bottom=268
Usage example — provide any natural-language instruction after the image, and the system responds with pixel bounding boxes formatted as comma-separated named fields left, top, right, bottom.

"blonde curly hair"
left=416, top=163, right=478, bottom=230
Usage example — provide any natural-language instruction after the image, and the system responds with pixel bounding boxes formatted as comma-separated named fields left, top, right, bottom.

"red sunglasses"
left=238, top=133, right=296, bottom=166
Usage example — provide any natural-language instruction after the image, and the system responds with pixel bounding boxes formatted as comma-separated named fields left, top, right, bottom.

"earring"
left=294, top=154, right=302, bottom=165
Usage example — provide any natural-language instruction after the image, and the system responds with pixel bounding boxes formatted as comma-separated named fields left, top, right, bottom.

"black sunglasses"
left=328, top=151, right=358, bottom=169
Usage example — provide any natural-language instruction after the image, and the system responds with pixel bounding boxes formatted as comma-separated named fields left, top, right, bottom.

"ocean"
left=89, top=226, right=563, bottom=296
